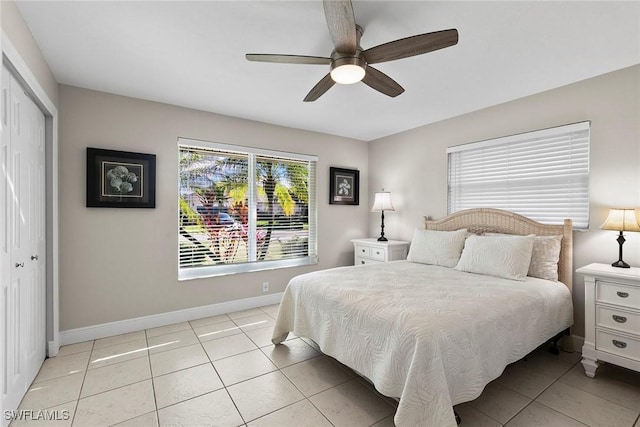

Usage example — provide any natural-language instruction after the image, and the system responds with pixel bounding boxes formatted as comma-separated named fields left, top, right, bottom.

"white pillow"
left=406, top=228, right=468, bottom=267
left=454, top=234, right=535, bottom=281
left=484, top=233, right=562, bottom=281
left=528, top=235, right=562, bottom=281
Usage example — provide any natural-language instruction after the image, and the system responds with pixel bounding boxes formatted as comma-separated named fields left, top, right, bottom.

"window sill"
left=178, top=256, right=319, bottom=281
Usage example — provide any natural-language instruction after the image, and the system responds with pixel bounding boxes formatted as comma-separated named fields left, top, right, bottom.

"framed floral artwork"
left=329, top=167, right=359, bottom=205
left=86, top=147, right=156, bottom=208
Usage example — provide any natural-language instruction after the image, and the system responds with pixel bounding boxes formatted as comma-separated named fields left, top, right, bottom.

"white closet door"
left=1, top=65, right=46, bottom=424
left=14, top=74, right=46, bottom=388
left=1, top=64, right=23, bottom=421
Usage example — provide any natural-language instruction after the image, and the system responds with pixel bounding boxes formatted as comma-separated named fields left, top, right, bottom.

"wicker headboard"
left=425, top=208, right=573, bottom=292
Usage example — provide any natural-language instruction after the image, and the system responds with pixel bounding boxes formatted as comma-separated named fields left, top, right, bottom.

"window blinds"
left=447, top=122, right=590, bottom=229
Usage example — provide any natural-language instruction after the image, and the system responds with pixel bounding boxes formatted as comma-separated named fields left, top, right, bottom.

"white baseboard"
left=48, top=338, right=60, bottom=357
left=60, top=292, right=284, bottom=346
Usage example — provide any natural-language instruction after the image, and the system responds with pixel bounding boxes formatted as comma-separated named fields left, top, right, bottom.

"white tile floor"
left=11, top=304, right=640, bottom=427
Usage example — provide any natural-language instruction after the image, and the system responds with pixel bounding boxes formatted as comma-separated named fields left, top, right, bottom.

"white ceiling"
left=15, top=1, right=640, bottom=141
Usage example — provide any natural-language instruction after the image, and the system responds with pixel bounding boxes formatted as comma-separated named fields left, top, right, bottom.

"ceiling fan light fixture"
left=330, top=64, right=365, bottom=84
left=330, top=56, right=366, bottom=84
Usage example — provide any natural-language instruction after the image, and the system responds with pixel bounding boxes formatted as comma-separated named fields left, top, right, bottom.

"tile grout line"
left=193, top=314, right=249, bottom=426
left=267, top=332, right=393, bottom=426
left=501, top=356, right=589, bottom=427
left=554, top=366, right=640, bottom=414
left=69, top=339, right=95, bottom=427
left=143, top=328, right=161, bottom=427
left=219, top=306, right=341, bottom=425
left=252, top=331, right=327, bottom=422
left=545, top=357, right=640, bottom=426
left=466, top=362, right=553, bottom=426
left=236, top=310, right=337, bottom=426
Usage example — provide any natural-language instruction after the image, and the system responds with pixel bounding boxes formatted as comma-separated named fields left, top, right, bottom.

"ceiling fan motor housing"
left=331, top=49, right=366, bottom=74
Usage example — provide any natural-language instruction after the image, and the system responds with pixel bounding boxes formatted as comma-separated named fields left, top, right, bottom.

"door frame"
left=1, top=31, right=60, bottom=358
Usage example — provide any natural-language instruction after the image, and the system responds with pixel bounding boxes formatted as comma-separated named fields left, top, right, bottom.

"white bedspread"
left=272, top=261, right=573, bottom=427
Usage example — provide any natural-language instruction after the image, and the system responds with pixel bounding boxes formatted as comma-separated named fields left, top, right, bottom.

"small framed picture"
left=329, top=167, right=359, bottom=205
left=86, top=147, right=156, bottom=208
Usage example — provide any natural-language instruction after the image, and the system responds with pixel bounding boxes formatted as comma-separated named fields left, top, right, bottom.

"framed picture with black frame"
left=86, top=147, right=156, bottom=208
left=329, top=167, right=359, bottom=205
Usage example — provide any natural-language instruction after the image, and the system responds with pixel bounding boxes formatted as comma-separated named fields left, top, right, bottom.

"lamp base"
left=612, top=232, right=631, bottom=268
left=611, top=260, right=630, bottom=268
left=377, top=210, right=388, bottom=242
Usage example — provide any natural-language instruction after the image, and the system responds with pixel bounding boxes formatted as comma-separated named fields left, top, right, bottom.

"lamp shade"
left=601, top=208, right=640, bottom=232
left=371, top=192, right=395, bottom=212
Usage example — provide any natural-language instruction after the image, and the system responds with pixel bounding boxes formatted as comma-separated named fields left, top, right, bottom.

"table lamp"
left=371, top=190, right=394, bottom=241
left=601, top=208, right=640, bottom=268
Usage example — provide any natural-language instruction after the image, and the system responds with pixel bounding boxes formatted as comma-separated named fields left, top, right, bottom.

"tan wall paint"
left=368, top=64, right=640, bottom=338
left=58, top=85, right=369, bottom=330
left=1, top=0, right=58, bottom=106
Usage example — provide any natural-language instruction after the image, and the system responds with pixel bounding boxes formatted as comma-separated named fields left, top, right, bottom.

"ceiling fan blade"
left=364, top=29, right=459, bottom=64
left=304, top=73, right=335, bottom=102
left=245, top=54, right=331, bottom=65
left=323, top=0, right=357, bottom=54
left=362, top=66, right=405, bottom=98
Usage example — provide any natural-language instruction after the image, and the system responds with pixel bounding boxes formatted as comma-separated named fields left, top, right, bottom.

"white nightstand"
left=351, top=238, right=409, bottom=266
left=577, top=263, right=640, bottom=377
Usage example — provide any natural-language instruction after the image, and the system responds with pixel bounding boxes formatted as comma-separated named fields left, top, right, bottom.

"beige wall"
left=1, top=0, right=58, bottom=106
left=58, top=85, right=369, bottom=330
left=368, top=64, right=640, bottom=338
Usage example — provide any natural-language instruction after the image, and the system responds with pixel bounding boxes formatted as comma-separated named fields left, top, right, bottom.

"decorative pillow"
left=528, top=235, right=562, bottom=281
left=406, top=228, right=468, bottom=267
left=484, top=233, right=562, bottom=281
left=454, top=234, right=535, bottom=281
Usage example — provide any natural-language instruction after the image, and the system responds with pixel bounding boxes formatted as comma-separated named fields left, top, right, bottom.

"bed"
left=272, top=208, right=574, bottom=427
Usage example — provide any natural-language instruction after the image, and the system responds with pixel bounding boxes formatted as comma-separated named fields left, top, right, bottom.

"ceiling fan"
left=246, top=0, right=458, bottom=102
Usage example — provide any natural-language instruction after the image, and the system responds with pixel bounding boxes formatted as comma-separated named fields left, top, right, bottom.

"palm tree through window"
left=178, top=139, right=317, bottom=279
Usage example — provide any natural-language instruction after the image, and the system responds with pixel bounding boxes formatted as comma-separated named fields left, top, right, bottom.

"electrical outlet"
left=262, top=281, right=269, bottom=292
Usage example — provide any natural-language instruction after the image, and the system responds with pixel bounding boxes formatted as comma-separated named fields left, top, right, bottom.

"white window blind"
left=447, top=122, right=590, bottom=229
left=178, top=138, right=318, bottom=280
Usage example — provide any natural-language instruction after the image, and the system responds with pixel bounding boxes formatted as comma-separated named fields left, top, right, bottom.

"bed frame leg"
left=548, top=328, right=570, bottom=355
left=454, top=410, right=461, bottom=425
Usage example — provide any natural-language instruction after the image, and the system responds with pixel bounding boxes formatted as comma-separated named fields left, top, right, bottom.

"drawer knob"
left=361, top=261, right=365, bottom=264
left=617, top=291, right=629, bottom=298
left=612, top=340, right=627, bottom=349
left=612, top=315, right=627, bottom=323
left=361, top=249, right=366, bottom=253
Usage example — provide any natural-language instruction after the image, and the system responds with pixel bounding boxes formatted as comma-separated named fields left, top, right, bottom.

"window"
left=178, top=138, right=317, bottom=280
left=447, top=122, right=590, bottom=229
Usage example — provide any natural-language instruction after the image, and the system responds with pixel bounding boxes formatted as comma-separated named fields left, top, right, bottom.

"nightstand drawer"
left=369, top=247, right=386, bottom=261
left=356, top=257, right=383, bottom=266
left=596, top=306, right=640, bottom=336
left=596, top=329, right=640, bottom=362
left=356, top=246, right=371, bottom=258
left=597, top=281, right=640, bottom=309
